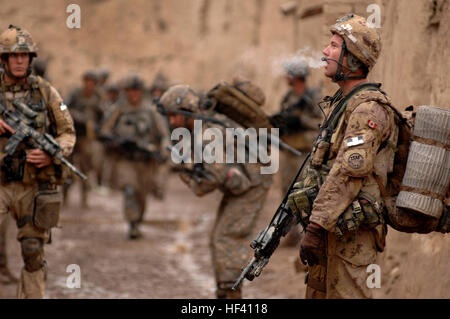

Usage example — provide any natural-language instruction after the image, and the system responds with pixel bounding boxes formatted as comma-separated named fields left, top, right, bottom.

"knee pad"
left=20, top=238, right=45, bottom=272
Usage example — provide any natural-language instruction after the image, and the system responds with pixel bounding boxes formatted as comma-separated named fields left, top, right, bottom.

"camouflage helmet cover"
left=283, top=57, right=309, bottom=79
left=122, top=74, right=145, bottom=90
left=83, top=70, right=98, bottom=81
left=158, top=84, right=200, bottom=113
left=150, top=72, right=169, bottom=92
left=330, top=14, right=381, bottom=70
left=0, top=25, right=38, bottom=57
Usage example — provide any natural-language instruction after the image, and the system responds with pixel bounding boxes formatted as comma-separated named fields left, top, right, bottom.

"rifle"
left=166, top=144, right=215, bottom=184
left=0, top=100, right=87, bottom=180
left=99, top=134, right=164, bottom=163
left=157, top=104, right=303, bottom=158
left=232, top=151, right=311, bottom=290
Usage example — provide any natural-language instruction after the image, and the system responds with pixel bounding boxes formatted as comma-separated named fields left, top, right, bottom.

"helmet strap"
left=332, top=42, right=366, bottom=83
left=2, top=54, right=33, bottom=81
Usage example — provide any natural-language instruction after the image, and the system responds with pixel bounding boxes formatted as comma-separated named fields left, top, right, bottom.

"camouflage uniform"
left=101, top=75, right=169, bottom=239
left=288, top=15, right=396, bottom=298
left=0, top=26, right=75, bottom=298
left=65, top=73, right=104, bottom=206
left=159, top=84, right=273, bottom=299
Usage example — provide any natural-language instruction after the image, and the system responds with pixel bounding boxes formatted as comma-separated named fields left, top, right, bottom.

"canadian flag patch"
left=368, top=120, right=377, bottom=129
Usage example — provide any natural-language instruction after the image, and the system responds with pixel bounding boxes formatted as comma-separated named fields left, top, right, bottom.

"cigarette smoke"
left=271, top=47, right=326, bottom=77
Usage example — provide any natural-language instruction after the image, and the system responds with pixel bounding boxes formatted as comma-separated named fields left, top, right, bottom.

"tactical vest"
left=306, top=83, right=397, bottom=240
left=0, top=74, right=66, bottom=185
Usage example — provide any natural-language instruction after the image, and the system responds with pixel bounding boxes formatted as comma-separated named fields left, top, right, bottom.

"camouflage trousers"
left=210, top=185, right=270, bottom=289
left=305, top=227, right=385, bottom=299
left=116, top=159, right=158, bottom=223
left=0, top=182, right=52, bottom=299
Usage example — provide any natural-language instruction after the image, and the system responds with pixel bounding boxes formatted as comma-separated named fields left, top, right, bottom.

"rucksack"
left=206, top=77, right=273, bottom=129
left=377, top=105, right=450, bottom=234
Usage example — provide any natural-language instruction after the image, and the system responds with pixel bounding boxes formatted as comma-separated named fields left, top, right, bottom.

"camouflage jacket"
left=177, top=112, right=273, bottom=197
left=308, top=83, right=398, bottom=232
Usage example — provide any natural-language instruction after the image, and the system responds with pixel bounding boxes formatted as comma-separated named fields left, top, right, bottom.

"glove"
left=299, top=222, right=326, bottom=266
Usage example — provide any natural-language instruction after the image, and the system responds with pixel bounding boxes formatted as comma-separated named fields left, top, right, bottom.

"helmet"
left=83, top=70, right=98, bottom=82
left=158, top=84, right=200, bottom=113
left=0, top=25, right=38, bottom=57
left=122, top=74, right=145, bottom=90
left=150, top=72, right=169, bottom=93
left=330, top=14, right=381, bottom=71
left=98, top=68, right=110, bottom=80
left=283, top=58, right=309, bottom=79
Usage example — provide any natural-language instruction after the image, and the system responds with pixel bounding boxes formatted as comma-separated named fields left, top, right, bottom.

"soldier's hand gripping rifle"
left=98, top=134, right=165, bottom=163
left=232, top=151, right=311, bottom=290
left=0, top=100, right=87, bottom=180
left=166, top=144, right=215, bottom=184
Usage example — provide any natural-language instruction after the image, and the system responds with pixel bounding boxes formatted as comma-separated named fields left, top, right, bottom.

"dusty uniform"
left=177, top=113, right=273, bottom=297
left=0, top=75, right=75, bottom=298
left=101, top=100, right=169, bottom=228
left=304, top=83, right=398, bottom=298
left=65, top=87, right=103, bottom=204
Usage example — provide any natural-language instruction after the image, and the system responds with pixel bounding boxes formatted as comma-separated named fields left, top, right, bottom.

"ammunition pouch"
left=335, top=192, right=384, bottom=238
left=1, top=150, right=26, bottom=183
left=32, top=185, right=61, bottom=231
left=287, top=184, right=319, bottom=226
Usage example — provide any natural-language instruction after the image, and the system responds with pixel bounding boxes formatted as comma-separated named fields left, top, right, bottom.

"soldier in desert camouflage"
left=0, top=25, right=75, bottom=298
left=158, top=82, right=273, bottom=299
left=287, top=14, right=398, bottom=298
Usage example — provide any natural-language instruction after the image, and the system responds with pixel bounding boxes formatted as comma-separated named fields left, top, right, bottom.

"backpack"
left=377, top=105, right=450, bottom=234
left=206, top=77, right=272, bottom=129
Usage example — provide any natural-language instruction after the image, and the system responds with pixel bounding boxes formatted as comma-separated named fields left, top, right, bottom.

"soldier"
left=270, top=58, right=322, bottom=247
left=148, top=71, right=169, bottom=103
left=0, top=25, right=75, bottom=298
left=65, top=71, right=103, bottom=206
left=101, top=74, right=169, bottom=239
left=287, top=14, right=398, bottom=298
left=158, top=83, right=273, bottom=299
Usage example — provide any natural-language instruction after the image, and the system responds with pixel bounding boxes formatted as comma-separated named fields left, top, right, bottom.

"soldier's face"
left=168, top=113, right=194, bottom=129
left=322, top=34, right=344, bottom=78
left=83, top=78, right=97, bottom=92
left=125, top=88, right=143, bottom=106
left=6, top=52, right=30, bottom=77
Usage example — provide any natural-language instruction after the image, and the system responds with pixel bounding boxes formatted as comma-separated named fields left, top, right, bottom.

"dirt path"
left=1, top=172, right=448, bottom=299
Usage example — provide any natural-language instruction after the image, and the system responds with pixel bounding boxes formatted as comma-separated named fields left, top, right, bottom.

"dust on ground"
left=0, top=171, right=448, bottom=299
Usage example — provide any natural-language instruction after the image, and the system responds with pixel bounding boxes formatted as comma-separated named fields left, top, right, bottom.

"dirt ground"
left=0, top=169, right=448, bottom=299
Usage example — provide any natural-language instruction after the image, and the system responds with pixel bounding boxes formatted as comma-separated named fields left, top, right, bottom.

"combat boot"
left=128, top=222, right=142, bottom=240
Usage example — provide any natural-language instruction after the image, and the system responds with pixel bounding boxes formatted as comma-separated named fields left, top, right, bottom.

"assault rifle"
left=232, top=151, right=311, bottom=290
left=0, top=100, right=87, bottom=180
left=99, top=134, right=164, bottom=163
left=166, top=144, right=215, bottom=184
left=157, top=104, right=303, bottom=158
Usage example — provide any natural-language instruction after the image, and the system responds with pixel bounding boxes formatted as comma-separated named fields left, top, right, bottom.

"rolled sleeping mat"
left=396, top=106, right=450, bottom=219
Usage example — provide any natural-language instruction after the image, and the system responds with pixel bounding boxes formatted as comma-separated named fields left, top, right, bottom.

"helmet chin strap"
left=3, top=54, right=33, bottom=81
left=322, top=42, right=366, bottom=83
